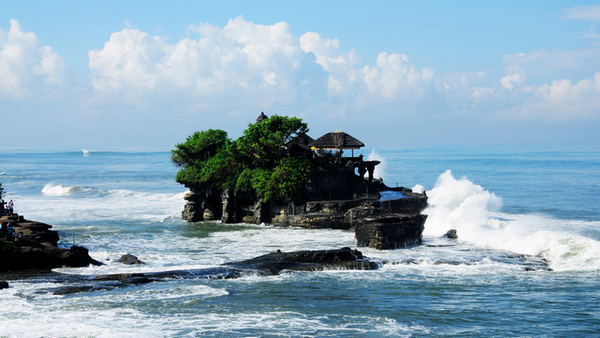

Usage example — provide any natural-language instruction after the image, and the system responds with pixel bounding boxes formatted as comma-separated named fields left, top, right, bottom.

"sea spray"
left=424, top=170, right=502, bottom=238
left=424, top=170, right=600, bottom=271
left=367, top=149, right=386, bottom=181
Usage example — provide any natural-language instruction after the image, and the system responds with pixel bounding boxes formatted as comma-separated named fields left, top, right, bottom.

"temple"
left=179, top=113, right=428, bottom=249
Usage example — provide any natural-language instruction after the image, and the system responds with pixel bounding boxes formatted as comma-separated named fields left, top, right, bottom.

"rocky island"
left=174, top=113, right=428, bottom=249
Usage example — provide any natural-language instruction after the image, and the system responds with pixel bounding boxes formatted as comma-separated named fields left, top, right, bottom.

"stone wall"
left=355, top=214, right=428, bottom=250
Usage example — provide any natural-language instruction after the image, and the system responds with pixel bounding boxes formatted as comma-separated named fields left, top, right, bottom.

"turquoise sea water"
left=1, top=146, right=599, bottom=337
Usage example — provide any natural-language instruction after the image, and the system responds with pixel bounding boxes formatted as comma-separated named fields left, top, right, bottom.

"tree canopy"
left=172, top=115, right=312, bottom=202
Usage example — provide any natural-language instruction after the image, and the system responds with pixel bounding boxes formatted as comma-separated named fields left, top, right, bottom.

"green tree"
left=173, top=115, right=313, bottom=202
left=172, top=129, right=230, bottom=168
left=172, top=129, right=240, bottom=189
left=236, top=115, right=309, bottom=169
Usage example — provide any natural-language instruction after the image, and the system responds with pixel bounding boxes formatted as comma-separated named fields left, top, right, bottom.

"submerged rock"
left=118, top=254, right=144, bottom=265
left=226, top=247, right=378, bottom=274
left=444, top=229, right=458, bottom=239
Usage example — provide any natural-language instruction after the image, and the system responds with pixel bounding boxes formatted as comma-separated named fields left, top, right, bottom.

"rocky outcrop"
left=0, top=216, right=101, bottom=272
left=94, top=247, right=377, bottom=282
left=355, top=214, right=428, bottom=249
left=180, top=166, right=429, bottom=250
left=118, top=254, right=144, bottom=265
left=225, top=247, right=377, bottom=273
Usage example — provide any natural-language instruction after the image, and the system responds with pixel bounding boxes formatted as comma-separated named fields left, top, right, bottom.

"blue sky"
left=1, top=1, right=600, bottom=150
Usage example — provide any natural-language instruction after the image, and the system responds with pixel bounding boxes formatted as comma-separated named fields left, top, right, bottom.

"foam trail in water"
left=423, top=170, right=600, bottom=271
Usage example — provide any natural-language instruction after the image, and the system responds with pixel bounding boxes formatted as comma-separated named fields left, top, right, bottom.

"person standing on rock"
left=7, top=200, right=13, bottom=216
left=6, top=223, right=14, bottom=241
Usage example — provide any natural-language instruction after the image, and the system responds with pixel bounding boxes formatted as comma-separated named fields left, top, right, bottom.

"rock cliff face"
left=180, top=166, right=428, bottom=250
left=0, top=216, right=101, bottom=272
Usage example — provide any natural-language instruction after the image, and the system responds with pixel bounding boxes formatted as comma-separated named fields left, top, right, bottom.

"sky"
left=1, top=1, right=600, bottom=151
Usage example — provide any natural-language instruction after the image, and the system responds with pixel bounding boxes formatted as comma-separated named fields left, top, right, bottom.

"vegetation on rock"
left=172, top=115, right=312, bottom=202
left=0, top=239, right=16, bottom=253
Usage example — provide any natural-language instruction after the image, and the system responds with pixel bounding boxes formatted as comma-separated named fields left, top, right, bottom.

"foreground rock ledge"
left=0, top=217, right=101, bottom=272
left=93, top=247, right=379, bottom=283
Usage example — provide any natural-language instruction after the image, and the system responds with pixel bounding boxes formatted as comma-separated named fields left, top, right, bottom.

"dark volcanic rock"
left=226, top=247, right=378, bottom=274
left=444, top=229, right=458, bottom=239
left=118, top=254, right=144, bottom=265
left=93, top=247, right=378, bottom=284
left=0, top=281, right=8, bottom=289
left=45, top=247, right=379, bottom=295
left=355, top=214, right=428, bottom=250
left=0, top=218, right=102, bottom=272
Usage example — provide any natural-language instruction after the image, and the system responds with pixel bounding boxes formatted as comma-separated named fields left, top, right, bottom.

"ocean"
left=1, top=145, right=599, bottom=337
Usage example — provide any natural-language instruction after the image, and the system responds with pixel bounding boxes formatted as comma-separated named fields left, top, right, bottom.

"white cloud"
left=471, top=86, right=494, bottom=104
left=436, top=71, right=487, bottom=99
left=362, top=52, right=433, bottom=100
left=299, top=32, right=357, bottom=72
left=504, top=48, right=596, bottom=73
left=564, top=5, right=600, bottom=21
left=300, top=32, right=433, bottom=101
left=4, top=15, right=600, bottom=131
left=503, top=73, right=600, bottom=121
left=89, top=16, right=303, bottom=106
left=299, top=31, right=362, bottom=96
left=576, top=26, right=600, bottom=39
left=88, top=28, right=164, bottom=92
left=0, top=19, right=68, bottom=99
left=500, top=73, right=524, bottom=90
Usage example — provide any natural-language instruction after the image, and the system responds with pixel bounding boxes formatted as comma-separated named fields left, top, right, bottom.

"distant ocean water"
left=1, top=145, right=599, bottom=337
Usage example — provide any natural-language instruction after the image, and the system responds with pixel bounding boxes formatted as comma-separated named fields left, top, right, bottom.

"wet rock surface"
left=118, top=254, right=144, bottom=265
left=0, top=217, right=102, bottom=272
left=4, top=244, right=552, bottom=297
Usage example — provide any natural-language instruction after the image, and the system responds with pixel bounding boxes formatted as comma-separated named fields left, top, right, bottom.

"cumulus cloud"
left=89, top=16, right=303, bottom=106
left=299, top=31, right=361, bottom=95
left=4, top=15, right=600, bottom=128
left=300, top=32, right=433, bottom=101
left=500, top=73, right=524, bottom=90
left=0, top=19, right=68, bottom=99
left=88, top=28, right=164, bottom=91
left=502, top=73, right=600, bottom=121
left=362, top=52, right=433, bottom=100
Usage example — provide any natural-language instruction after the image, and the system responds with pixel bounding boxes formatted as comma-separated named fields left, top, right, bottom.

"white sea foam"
left=82, top=149, right=101, bottom=157
left=41, top=183, right=88, bottom=196
left=423, top=170, right=600, bottom=271
left=367, top=148, right=386, bottom=180
left=412, top=184, right=425, bottom=194
left=25, top=183, right=188, bottom=224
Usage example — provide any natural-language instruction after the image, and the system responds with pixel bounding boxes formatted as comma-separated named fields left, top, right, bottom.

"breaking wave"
left=424, top=170, right=600, bottom=271
left=41, top=183, right=96, bottom=196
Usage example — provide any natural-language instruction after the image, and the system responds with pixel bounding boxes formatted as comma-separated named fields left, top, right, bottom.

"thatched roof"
left=256, top=112, right=268, bottom=123
left=285, top=134, right=315, bottom=153
left=308, top=131, right=365, bottom=150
